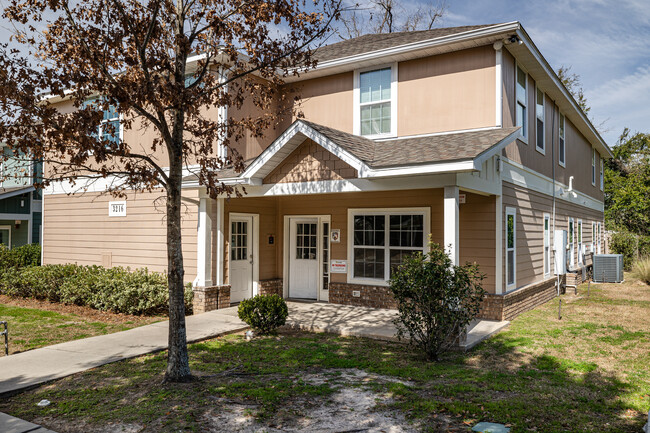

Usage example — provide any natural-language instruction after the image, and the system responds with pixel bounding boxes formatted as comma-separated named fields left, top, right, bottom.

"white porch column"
left=444, top=185, right=460, bottom=265
left=194, top=197, right=213, bottom=287
left=215, top=198, right=225, bottom=286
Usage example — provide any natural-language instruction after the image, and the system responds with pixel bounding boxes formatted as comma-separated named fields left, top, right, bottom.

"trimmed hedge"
left=237, top=294, right=288, bottom=335
left=0, top=263, right=193, bottom=316
left=0, top=243, right=41, bottom=269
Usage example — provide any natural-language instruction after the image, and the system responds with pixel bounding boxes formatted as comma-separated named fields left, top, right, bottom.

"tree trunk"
left=164, top=155, right=192, bottom=382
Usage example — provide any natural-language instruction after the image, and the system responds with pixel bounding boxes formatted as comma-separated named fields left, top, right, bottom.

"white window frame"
left=558, top=113, right=566, bottom=167
left=515, top=62, right=528, bottom=144
left=592, top=148, right=596, bottom=186
left=535, top=86, right=545, bottom=154
left=597, top=222, right=602, bottom=254
left=577, top=219, right=583, bottom=266
left=600, top=157, right=604, bottom=191
left=568, top=217, right=575, bottom=268
left=353, top=63, right=398, bottom=139
left=347, top=207, right=430, bottom=286
left=85, top=96, right=123, bottom=144
left=506, top=207, right=517, bottom=289
left=544, top=213, right=551, bottom=276
left=592, top=222, right=596, bottom=253
left=0, top=225, right=11, bottom=249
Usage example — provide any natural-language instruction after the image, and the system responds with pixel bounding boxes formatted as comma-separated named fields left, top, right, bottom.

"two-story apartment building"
left=41, top=22, right=611, bottom=320
left=0, top=145, right=42, bottom=249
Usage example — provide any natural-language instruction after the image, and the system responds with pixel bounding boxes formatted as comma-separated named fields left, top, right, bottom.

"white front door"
left=289, top=218, right=319, bottom=299
left=230, top=216, right=253, bottom=303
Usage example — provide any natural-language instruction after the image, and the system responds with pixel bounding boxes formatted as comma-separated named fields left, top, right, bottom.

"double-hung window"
left=536, top=87, right=545, bottom=153
left=577, top=219, right=583, bottom=265
left=506, top=207, right=516, bottom=288
left=84, top=97, right=120, bottom=144
left=559, top=113, right=566, bottom=167
left=350, top=209, right=428, bottom=283
left=600, top=158, right=604, bottom=190
left=516, top=65, right=528, bottom=141
left=591, top=149, right=597, bottom=186
left=355, top=65, right=396, bottom=138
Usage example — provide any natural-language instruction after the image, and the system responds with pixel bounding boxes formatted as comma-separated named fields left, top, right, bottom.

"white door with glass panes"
left=289, top=218, right=319, bottom=299
left=230, top=216, right=253, bottom=303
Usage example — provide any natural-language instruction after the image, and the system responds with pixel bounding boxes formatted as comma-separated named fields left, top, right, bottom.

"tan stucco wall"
left=398, top=45, right=497, bottom=135
left=42, top=189, right=199, bottom=282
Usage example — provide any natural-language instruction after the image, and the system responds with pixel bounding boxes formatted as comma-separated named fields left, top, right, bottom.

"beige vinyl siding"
left=459, top=192, right=496, bottom=293
left=502, top=181, right=604, bottom=291
left=501, top=49, right=604, bottom=203
left=43, top=189, right=199, bottom=281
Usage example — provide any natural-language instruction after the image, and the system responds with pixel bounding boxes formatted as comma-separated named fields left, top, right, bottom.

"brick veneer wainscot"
left=192, top=285, right=231, bottom=313
left=479, top=276, right=564, bottom=321
left=329, top=282, right=398, bottom=309
left=259, top=279, right=283, bottom=297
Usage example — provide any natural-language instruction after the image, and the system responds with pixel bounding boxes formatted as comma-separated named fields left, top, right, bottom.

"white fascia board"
left=515, top=28, right=612, bottom=158
left=472, top=128, right=522, bottom=168
left=360, top=160, right=476, bottom=178
left=241, top=121, right=369, bottom=180
left=287, top=22, right=521, bottom=81
left=502, top=157, right=604, bottom=212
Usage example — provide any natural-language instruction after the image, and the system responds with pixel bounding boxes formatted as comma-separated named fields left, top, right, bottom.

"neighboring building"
left=42, top=22, right=611, bottom=320
left=0, top=145, right=42, bottom=249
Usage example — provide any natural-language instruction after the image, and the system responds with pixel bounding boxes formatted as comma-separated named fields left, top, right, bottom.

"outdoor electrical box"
left=554, top=230, right=567, bottom=275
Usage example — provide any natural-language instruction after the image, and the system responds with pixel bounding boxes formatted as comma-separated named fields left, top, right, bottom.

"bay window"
left=350, top=209, right=428, bottom=283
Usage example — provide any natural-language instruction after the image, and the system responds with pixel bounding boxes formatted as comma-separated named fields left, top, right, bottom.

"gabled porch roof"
left=216, top=120, right=519, bottom=185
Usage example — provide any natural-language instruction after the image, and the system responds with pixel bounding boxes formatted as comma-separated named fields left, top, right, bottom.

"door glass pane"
left=296, top=223, right=317, bottom=260
left=231, top=221, right=248, bottom=261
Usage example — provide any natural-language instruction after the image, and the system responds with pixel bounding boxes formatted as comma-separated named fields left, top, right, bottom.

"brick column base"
left=259, top=279, right=283, bottom=297
left=193, top=285, right=231, bottom=314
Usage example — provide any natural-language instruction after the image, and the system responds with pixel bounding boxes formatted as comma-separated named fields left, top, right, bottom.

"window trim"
left=597, top=222, right=602, bottom=254
left=353, top=63, right=398, bottom=139
left=600, top=157, right=604, bottom=191
left=543, top=213, right=551, bottom=276
left=592, top=148, right=596, bottom=186
left=515, top=62, right=528, bottom=144
left=505, top=207, right=517, bottom=289
left=0, top=225, right=11, bottom=249
left=535, top=86, right=545, bottom=155
left=568, top=217, right=575, bottom=268
left=577, top=219, right=583, bottom=265
left=558, top=113, right=566, bottom=167
left=347, top=207, right=430, bottom=286
left=84, top=96, right=123, bottom=144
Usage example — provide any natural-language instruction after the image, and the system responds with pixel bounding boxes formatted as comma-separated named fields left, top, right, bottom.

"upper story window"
left=535, top=87, right=545, bottom=153
left=592, top=148, right=596, bottom=186
left=84, top=97, right=120, bottom=144
left=600, top=157, right=604, bottom=190
left=558, top=114, right=566, bottom=167
left=516, top=65, right=527, bottom=141
left=354, top=65, right=397, bottom=138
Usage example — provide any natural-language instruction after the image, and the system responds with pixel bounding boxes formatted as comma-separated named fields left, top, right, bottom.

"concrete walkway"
left=0, top=301, right=508, bottom=397
left=0, top=308, right=247, bottom=396
left=0, top=412, right=57, bottom=433
left=283, top=301, right=510, bottom=350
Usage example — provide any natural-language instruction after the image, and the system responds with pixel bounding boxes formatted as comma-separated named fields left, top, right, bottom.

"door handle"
left=249, top=254, right=254, bottom=265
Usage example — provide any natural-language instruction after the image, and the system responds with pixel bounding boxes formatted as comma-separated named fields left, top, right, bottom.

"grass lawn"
left=0, top=295, right=161, bottom=354
left=1, top=277, right=649, bottom=432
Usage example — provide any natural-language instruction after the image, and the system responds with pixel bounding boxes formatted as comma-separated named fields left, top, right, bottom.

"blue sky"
left=435, top=0, right=650, bottom=146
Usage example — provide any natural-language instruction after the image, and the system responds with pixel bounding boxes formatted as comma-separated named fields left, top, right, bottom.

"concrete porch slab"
left=0, top=412, right=57, bottom=433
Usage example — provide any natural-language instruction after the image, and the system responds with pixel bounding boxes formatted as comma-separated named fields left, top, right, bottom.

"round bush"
left=237, top=294, right=288, bottom=335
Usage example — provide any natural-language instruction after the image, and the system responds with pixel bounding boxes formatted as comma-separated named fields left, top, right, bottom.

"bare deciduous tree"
left=340, top=0, right=446, bottom=39
left=0, top=0, right=340, bottom=382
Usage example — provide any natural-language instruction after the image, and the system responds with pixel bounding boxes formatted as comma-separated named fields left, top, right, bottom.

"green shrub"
left=389, top=241, right=486, bottom=361
left=610, top=231, right=650, bottom=270
left=237, top=294, right=288, bottom=335
left=0, top=243, right=41, bottom=271
left=0, top=263, right=193, bottom=316
left=632, top=257, right=650, bottom=285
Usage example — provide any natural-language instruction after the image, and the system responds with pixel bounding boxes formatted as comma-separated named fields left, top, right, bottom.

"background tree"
left=0, top=0, right=340, bottom=382
left=340, top=0, right=446, bottom=39
left=556, top=65, right=590, bottom=116
left=605, top=129, right=650, bottom=236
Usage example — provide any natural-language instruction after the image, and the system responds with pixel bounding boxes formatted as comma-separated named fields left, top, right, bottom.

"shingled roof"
left=300, top=120, right=519, bottom=168
left=313, top=24, right=500, bottom=63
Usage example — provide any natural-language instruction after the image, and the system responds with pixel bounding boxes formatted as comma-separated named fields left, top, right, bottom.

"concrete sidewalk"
left=0, top=308, right=247, bottom=396
left=0, top=412, right=57, bottom=433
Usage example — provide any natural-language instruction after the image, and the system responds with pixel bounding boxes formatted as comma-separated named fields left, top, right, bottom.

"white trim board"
left=501, top=158, right=604, bottom=212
